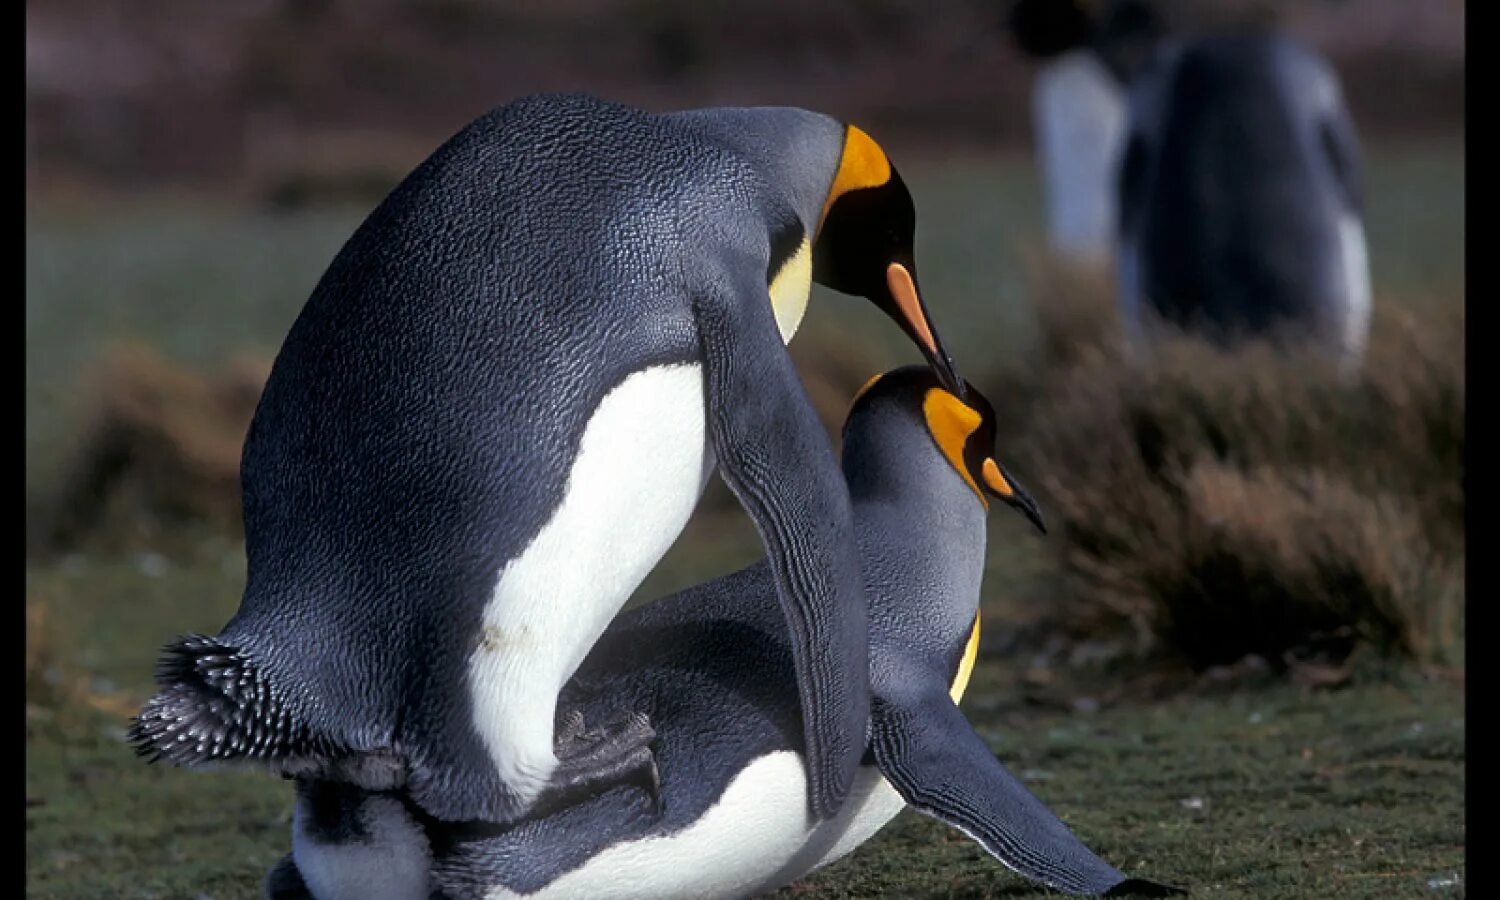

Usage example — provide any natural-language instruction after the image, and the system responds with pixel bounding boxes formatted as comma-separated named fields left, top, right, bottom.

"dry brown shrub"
left=44, top=344, right=270, bottom=549
left=25, top=594, right=62, bottom=707
left=992, top=250, right=1464, bottom=669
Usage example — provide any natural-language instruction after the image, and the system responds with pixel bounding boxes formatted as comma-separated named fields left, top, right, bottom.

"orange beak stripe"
left=982, top=458, right=1014, bottom=498
left=886, top=263, right=938, bottom=359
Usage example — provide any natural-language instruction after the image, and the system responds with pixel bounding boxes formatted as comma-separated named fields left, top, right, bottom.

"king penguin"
left=132, top=93, right=970, bottom=826
left=1007, top=0, right=1167, bottom=264
left=1116, top=30, right=1372, bottom=370
left=261, top=367, right=1182, bottom=900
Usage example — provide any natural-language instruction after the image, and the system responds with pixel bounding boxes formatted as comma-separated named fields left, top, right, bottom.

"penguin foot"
left=537, top=710, right=661, bottom=814
left=1105, top=877, right=1189, bottom=897
left=556, top=709, right=587, bottom=745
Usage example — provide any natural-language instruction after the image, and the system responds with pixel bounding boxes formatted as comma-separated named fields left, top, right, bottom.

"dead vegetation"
left=988, top=250, right=1465, bottom=671
left=41, top=344, right=269, bottom=551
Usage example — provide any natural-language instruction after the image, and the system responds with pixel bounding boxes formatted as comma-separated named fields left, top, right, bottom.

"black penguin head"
left=845, top=367, right=1045, bottom=534
left=810, top=125, right=964, bottom=398
left=1006, top=0, right=1100, bottom=59
left=1005, top=0, right=1168, bottom=84
left=1093, top=0, right=1170, bottom=84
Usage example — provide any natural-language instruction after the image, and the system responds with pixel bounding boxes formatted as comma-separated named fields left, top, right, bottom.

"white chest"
left=467, top=363, right=716, bottom=796
left=1034, top=51, right=1128, bottom=261
left=485, top=755, right=907, bottom=900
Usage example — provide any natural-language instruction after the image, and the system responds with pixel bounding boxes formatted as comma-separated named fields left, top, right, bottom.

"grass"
left=25, top=141, right=1465, bottom=897
left=26, top=546, right=1465, bottom=898
left=785, top=664, right=1463, bottom=899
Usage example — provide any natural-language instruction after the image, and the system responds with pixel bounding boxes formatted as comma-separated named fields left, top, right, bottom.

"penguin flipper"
left=692, top=270, right=871, bottom=819
left=870, top=685, right=1184, bottom=897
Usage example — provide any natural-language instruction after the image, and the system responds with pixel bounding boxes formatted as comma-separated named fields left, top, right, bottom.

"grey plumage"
left=266, top=368, right=1180, bottom=900
left=133, top=93, right=967, bottom=826
left=1117, top=31, right=1372, bottom=366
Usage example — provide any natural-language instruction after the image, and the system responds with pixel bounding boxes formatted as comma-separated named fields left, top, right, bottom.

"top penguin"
left=133, top=93, right=969, bottom=826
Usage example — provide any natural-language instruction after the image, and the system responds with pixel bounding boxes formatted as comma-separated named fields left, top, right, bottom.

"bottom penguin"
left=266, top=366, right=1182, bottom=900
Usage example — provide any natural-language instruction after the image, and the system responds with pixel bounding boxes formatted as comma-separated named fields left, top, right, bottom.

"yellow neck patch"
left=816, top=125, right=892, bottom=236
left=768, top=237, right=813, bottom=343
left=950, top=612, right=982, bottom=702
left=851, top=372, right=884, bottom=409
left=922, top=388, right=986, bottom=507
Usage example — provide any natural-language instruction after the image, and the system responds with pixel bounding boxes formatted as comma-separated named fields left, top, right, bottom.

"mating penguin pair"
left=264, top=368, right=1181, bottom=900
left=133, top=94, right=966, bottom=826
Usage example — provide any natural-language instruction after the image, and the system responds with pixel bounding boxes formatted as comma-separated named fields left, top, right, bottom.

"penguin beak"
left=884, top=262, right=965, bottom=399
left=981, top=458, right=1046, bottom=535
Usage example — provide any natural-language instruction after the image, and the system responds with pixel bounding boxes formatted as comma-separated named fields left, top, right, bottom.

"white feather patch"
left=483, top=756, right=907, bottom=900
left=466, top=364, right=713, bottom=807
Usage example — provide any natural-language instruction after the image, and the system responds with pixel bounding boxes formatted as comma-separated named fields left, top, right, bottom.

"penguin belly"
left=467, top=363, right=716, bottom=802
left=482, top=756, right=908, bottom=900
left=1034, top=50, right=1128, bottom=263
left=1335, top=212, right=1372, bottom=369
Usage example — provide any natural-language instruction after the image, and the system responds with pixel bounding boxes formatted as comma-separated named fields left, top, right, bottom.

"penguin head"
left=1005, top=0, right=1101, bottom=59
left=1005, top=0, right=1168, bottom=84
left=844, top=366, right=1045, bottom=533
left=811, top=125, right=964, bottom=398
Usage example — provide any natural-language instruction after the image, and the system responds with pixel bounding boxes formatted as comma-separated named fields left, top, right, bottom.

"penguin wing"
left=869, top=683, right=1183, bottom=897
left=691, top=266, right=871, bottom=821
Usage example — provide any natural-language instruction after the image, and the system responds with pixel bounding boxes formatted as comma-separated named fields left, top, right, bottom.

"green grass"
left=25, top=140, right=1465, bottom=897
left=26, top=544, right=1464, bottom=898
left=788, top=667, right=1463, bottom=899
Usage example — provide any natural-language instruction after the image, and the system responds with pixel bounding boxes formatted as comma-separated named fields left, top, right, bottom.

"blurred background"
left=27, top=1, right=1464, bottom=897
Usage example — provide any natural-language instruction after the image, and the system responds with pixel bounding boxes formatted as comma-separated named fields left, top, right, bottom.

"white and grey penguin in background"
left=1006, top=0, right=1168, bottom=266
left=1116, top=18, right=1373, bottom=372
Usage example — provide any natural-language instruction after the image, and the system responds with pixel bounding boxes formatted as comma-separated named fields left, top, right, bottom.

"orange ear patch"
left=922, top=388, right=986, bottom=506
left=982, top=458, right=1015, bottom=498
left=817, top=125, right=892, bottom=234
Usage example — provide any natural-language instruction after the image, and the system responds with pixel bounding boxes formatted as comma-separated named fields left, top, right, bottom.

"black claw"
left=1106, top=877, right=1189, bottom=897
left=632, top=748, right=664, bottom=816
left=535, top=708, right=661, bottom=817
left=555, top=709, right=587, bottom=746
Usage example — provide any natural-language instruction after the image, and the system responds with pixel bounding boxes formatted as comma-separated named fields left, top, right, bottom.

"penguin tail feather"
left=129, top=633, right=335, bottom=768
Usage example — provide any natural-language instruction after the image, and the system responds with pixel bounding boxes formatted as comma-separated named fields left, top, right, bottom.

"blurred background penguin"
left=1006, top=0, right=1374, bottom=368
left=1006, top=0, right=1167, bottom=267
